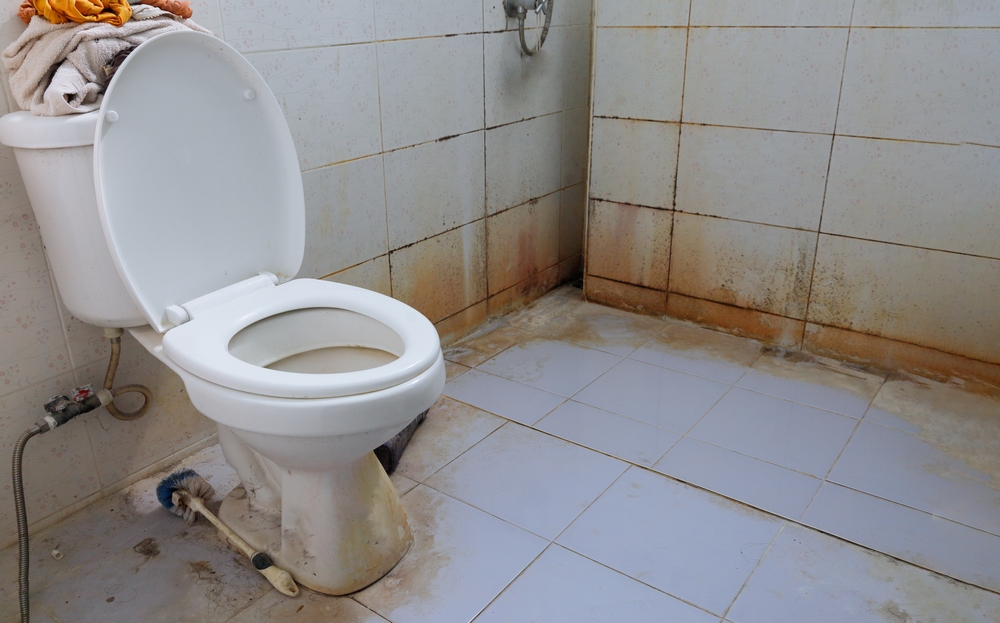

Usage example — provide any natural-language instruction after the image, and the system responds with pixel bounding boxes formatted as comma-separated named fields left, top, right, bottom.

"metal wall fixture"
left=504, top=0, right=553, bottom=56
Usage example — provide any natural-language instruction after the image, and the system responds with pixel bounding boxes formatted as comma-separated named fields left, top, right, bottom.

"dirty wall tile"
left=594, top=28, right=686, bottom=122
left=808, top=235, right=1000, bottom=365
left=299, top=155, right=388, bottom=279
left=853, top=1, right=1000, bottom=27
left=670, top=213, right=817, bottom=320
left=585, top=276, right=669, bottom=316
left=390, top=222, right=487, bottom=324
left=590, top=118, right=679, bottom=209
left=323, top=255, right=392, bottom=296
left=666, top=293, right=805, bottom=348
left=485, top=29, right=564, bottom=128
left=839, top=29, right=1000, bottom=146
left=595, top=0, right=689, bottom=26
left=587, top=200, right=672, bottom=291
left=561, top=107, right=589, bottom=188
left=823, top=137, right=1000, bottom=259
left=79, top=335, right=214, bottom=487
left=676, top=124, right=831, bottom=230
left=0, top=372, right=100, bottom=544
left=684, top=28, right=848, bottom=134
left=249, top=44, right=381, bottom=171
left=559, top=184, right=586, bottom=261
left=487, top=193, right=561, bottom=295
left=435, top=300, right=489, bottom=347
left=385, top=131, right=485, bottom=250
left=691, top=0, right=853, bottom=26
left=221, top=0, right=374, bottom=53
left=486, top=114, right=563, bottom=215
left=374, top=0, right=482, bottom=41
left=378, top=35, right=485, bottom=151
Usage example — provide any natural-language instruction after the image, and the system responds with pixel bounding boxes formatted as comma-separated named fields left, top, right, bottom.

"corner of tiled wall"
left=0, top=0, right=592, bottom=542
left=585, top=0, right=1000, bottom=382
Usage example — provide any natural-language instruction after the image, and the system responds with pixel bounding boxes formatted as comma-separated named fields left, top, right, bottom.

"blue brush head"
left=156, top=468, right=202, bottom=510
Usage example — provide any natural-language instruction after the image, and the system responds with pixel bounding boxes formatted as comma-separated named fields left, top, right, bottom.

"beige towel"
left=3, top=5, right=213, bottom=117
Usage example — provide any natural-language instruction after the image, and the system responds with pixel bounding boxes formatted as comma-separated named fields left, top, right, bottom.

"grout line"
left=720, top=522, right=787, bottom=621
left=799, top=0, right=856, bottom=347
left=663, top=0, right=694, bottom=300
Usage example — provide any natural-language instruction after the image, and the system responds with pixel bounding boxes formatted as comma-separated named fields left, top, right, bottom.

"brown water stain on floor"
left=871, top=374, right=1000, bottom=488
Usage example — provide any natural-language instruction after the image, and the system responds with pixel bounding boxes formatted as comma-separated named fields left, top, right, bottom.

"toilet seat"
left=162, top=278, right=441, bottom=399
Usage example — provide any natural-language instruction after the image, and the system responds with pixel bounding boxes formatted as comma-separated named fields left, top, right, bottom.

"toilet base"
left=218, top=452, right=412, bottom=595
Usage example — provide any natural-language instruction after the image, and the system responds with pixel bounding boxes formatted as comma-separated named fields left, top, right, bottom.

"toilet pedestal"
left=218, top=444, right=412, bottom=595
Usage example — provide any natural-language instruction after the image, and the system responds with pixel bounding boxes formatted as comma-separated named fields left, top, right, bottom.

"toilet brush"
left=156, top=469, right=299, bottom=597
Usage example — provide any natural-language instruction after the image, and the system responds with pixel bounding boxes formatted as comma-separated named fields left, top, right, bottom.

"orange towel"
left=141, top=0, right=192, bottom=19
left=26, top=0, right=132, bottom=27
left=18, top=1, right=37, bottom=24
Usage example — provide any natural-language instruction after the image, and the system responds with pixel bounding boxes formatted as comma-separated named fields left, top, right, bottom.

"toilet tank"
left=0, top=111, right=146, bottom=328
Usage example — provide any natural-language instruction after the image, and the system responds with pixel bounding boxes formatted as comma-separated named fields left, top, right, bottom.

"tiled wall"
left=0, top=0, right=590, bottom=545
left=585, top=0, right=1000, bottom=381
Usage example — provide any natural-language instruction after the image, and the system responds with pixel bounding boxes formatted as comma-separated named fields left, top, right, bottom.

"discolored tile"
left=631, top=320, right=762, bottom=384
left=535, top=300, right=663, bottom=356
left=477, top=337, right=622, bottom=398
left=395, top=396, right=505, bottom=482
left=736, top=348, right=885, bottom=417
left=353, top=486, right=546, bottom=623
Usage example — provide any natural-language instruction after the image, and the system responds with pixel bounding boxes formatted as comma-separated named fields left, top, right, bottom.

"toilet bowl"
left=0, top=31, right=444, bottom=594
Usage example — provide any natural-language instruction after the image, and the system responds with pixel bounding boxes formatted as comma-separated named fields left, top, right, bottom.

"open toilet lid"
left=94, top=31, right=304, bottom=333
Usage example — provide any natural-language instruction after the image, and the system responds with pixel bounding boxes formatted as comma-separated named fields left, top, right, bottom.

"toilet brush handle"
left=177, top=492, right=300, bottom=597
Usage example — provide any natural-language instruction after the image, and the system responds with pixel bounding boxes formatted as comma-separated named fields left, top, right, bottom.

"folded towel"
left=31, top=0, right=132, bottom=27
left=3, top=5, right=212, bottom=116
left=140, top=0, right=193, bottom=20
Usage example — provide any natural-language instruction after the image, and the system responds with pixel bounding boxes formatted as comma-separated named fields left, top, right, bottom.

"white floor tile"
left=653, top=437, right=822, bottom=520
left=475, top=545, right=719, bottom=623
left=575, top=359, right=731, bottom=433
left=630, top=322, right=762, bottom=384
left=477, top=337, right=622, bottom=397
left=390, top=472, right=419, bottom=497
left=536, top=401, right=680, bottom=467
left=425, top=423, right=628, bottom=539
left=802, top=483, right=1000, bottom=592
left=557, top=467, right=783, bottom=616
left=354, top=485, right=547, bottom=623
left=395, top=397, right=505, bottom=482
left=827, top=421, right=1000, bottom=536
left=736, top=351, right=885, bottom=417
left=534, top=302, right=663, bottom=356
left=442, top=370, right=565, bottom=425
left=689, top=388, right=857, bottom=478
left=728, top=523, right=1000, bottom=623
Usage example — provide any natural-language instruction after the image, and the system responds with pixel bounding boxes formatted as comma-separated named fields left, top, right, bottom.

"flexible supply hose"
left=103, top=330, right=152, bottom=421
left=516, top=0, right=553, bottom=56
left=13, top=425, right=44, bottom=623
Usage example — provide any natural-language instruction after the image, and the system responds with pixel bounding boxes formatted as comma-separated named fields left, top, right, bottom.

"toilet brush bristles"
left=156, top=468, right=215, bottom=524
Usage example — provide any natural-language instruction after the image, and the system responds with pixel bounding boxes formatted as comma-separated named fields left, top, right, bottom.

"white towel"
left=3, top=5, right=213, bottom=117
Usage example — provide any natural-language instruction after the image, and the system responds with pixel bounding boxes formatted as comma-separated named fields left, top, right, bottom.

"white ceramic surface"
left=486, top=114, right=563, bottom=215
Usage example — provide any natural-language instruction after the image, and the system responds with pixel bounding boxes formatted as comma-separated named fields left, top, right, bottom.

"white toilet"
left=0, top=31, right=445, bottom=595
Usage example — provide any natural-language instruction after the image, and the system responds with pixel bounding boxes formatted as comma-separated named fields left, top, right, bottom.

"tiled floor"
left=4, top=285, right=1000, bottom=622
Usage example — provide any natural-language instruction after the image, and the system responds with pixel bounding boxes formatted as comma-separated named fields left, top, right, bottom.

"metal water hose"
left=13, top=426, right=43, bottom=623
left=508, top=0, right=554, bottom=56
left=103, top=328, right=152, bottom=421
left=13, top=330, right=152, bottom=621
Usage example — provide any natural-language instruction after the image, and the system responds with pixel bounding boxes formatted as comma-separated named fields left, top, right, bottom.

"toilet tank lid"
left=0, top=110, right=100, bottom=149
